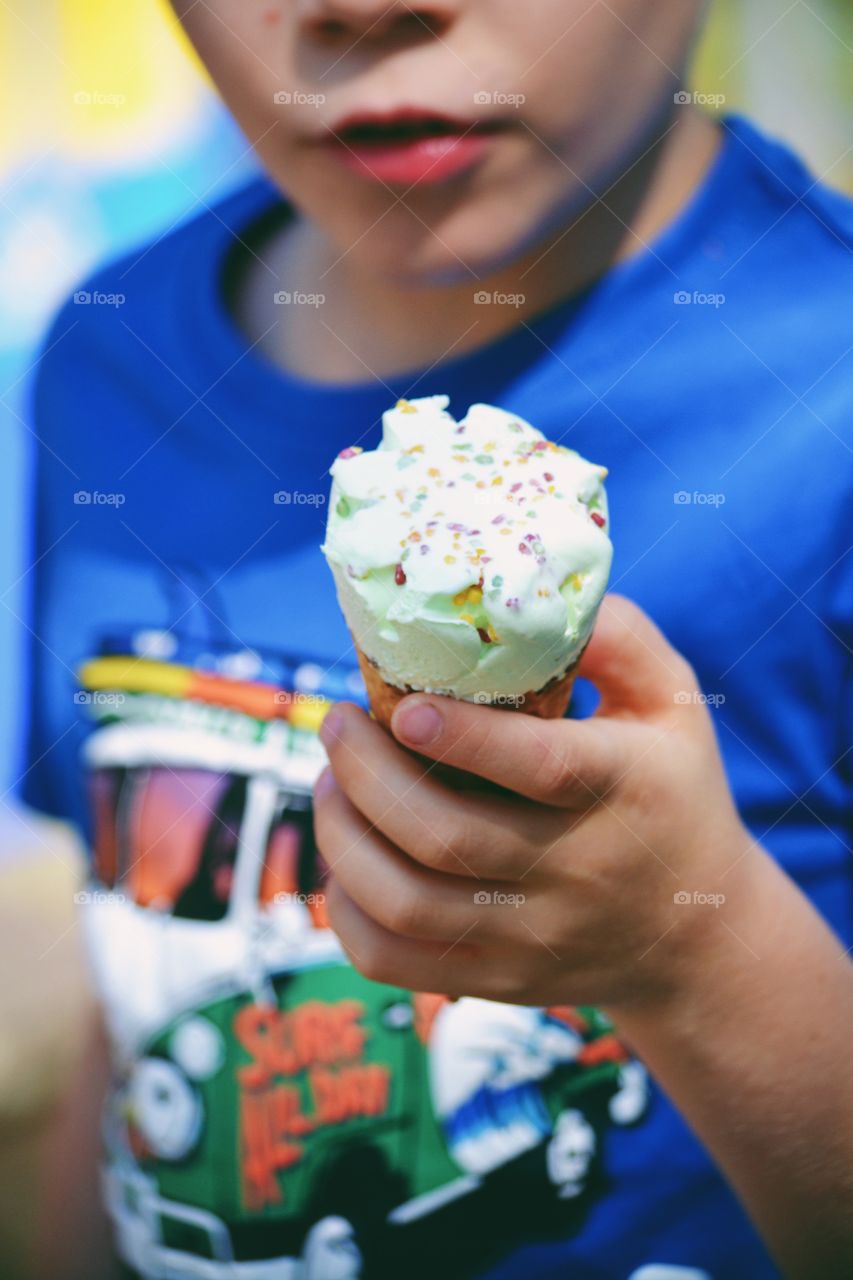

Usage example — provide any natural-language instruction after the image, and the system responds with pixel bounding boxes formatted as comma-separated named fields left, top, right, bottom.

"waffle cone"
left=355, top=646, right=579, bottom=731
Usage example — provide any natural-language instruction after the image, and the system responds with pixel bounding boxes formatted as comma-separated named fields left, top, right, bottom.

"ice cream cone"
left=324, top=397, right=612, bottom=740
left=355, top=644, right=580, bottom=730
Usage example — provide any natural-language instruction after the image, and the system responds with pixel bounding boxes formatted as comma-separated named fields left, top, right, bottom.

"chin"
left=272, top=136, right=591, bottom=290
left=350, top=222, right=516, bottom=287
left=339, top=185, right=575, bottom=289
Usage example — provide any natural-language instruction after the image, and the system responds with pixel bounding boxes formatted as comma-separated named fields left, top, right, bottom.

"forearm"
left=609, top=844, right=853, bottom=1279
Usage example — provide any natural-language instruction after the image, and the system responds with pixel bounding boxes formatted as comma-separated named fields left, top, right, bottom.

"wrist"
left=605, top=828, right=783, bottom=1047
left=600, top=831, right=853, bottom=1280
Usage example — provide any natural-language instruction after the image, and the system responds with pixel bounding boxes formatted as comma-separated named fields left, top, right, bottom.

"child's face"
left=173, top=1, right=705, bottom=283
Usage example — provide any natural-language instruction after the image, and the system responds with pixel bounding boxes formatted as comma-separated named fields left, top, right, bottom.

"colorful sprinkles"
left=330, top=401, right=610, bottom=647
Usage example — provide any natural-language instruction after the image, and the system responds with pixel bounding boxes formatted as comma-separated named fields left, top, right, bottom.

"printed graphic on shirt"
left=78, top=638, right=651, bottom=1279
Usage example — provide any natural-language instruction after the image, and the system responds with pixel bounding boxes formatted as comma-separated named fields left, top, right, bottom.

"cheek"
left=175, top=1, right=295, bottom=133
left=503, top=0, right=697, bottom=153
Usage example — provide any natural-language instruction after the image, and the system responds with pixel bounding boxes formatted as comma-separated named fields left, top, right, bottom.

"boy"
left=26, top=1, right=853, bottom=1276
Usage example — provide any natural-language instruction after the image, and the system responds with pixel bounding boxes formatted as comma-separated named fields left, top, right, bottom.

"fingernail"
left=314, top=768, right=336, bottom=801
left=320, top=706, right=344, bottom=747
left=395, top=700, right=443, bottom=747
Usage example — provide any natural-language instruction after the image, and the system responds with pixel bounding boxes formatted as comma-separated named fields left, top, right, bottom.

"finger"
left=325, top=878, right=479, bottom=996
left=318, top=706, right=562, bottom=879
left=390, top=695, right=622, bottom=806
left=579, top=594, right=697, bottom=716
left=326, top=881, right=548, bottom=1005
left=314, top=771, right=519, bottom=942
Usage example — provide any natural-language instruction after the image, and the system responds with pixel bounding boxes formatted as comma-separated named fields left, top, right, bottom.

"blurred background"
left=1, top=0, right=852, bottom=799
left=0, top=0, right=851, bottom=1271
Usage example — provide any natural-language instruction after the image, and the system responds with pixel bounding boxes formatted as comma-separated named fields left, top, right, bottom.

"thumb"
left=579, top=594, right=696, bottom=717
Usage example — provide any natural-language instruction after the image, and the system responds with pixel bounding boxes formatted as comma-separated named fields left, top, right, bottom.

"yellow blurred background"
left=2, top=1, right=852, bottom=176
left=0, top=0, right=850, bottom=402
left=0, top=0, right=851, bottom=355
left=3, top=0, right=850, bottom=787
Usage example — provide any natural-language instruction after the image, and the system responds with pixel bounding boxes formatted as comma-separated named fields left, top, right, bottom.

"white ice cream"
left=322, top=396, right=612, bottom=701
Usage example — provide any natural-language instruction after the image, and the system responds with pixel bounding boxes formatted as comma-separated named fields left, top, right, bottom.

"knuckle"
left=415, top=812, right=472, bottom=874
left=325, top=888, right=356, bottom=959
left=380, top=886, right=430, bottom=939
left=488, top=963, right=536, bottom=1005
left=313, top=797, right=356, bottom=865
left=324, top=876, right=347, bottom=924
left=326, top=889, right=394, bottom=985
left=356, top=937, right=394, bottom=985
left=375, top=774, right=404, bottom=815
left=530, top=736, right=574, bottom=803
left=312, top=805, right=335, bottom=857
left=451, top=806, right=481, bottom=861
left=620, top=756, right=663, bottom=814
left=411, top=815, right=455, bottom=871
left=321, top=728, right=348, bottom=771
left=463, top=720, right=502, bottom=779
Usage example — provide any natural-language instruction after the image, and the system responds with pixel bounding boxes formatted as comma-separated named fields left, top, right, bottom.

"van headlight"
left=128, top=1057, right=202, bottom=1161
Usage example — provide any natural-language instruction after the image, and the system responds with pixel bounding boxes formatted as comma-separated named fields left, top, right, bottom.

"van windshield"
left=260, top=795, right=328, bottom=927
left=89, top=766, right=248, bottom=921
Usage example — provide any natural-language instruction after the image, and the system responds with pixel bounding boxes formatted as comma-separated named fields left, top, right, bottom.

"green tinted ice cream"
left=322, top=396, right=612, bottom=703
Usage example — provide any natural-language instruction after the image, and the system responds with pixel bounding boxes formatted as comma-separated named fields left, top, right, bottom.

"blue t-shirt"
left=25, top=116, right=853, bottom=1279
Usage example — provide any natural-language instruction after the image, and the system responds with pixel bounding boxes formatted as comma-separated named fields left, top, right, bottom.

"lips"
left=318, top=108, right=508, bottom=185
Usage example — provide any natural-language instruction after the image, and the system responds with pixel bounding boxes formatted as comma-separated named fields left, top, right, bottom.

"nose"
left=296, top=0, right=455, bottom=43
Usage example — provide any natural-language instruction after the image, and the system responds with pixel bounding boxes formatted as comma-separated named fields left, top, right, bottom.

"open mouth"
left=336, top=113, right=499, bottom=145
left=320, top=108, right=509, bottom=185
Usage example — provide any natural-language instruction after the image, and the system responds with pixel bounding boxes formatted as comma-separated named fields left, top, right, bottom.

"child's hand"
left=315, top=596, right=754, bottom=1011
